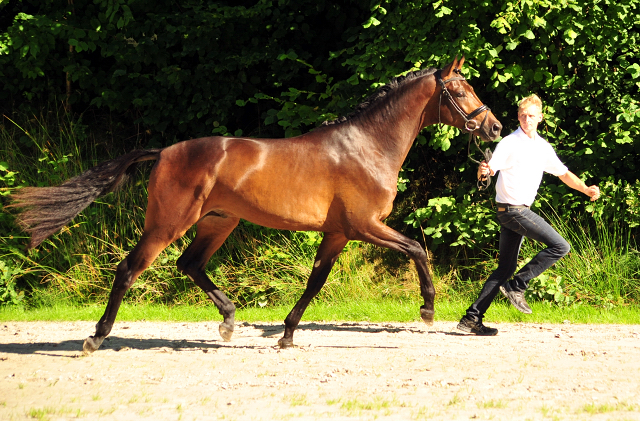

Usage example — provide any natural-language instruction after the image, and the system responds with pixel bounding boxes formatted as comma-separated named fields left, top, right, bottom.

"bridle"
left=436, top=69, right=493, bottom=190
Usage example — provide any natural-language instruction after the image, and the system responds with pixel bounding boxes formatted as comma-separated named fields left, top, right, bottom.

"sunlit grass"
left=286, top=393, right=310, bottom=407
left=335, top=395, right=404, bottom=416
left=27, top=406, right=82, bottom=421
left=478, top=399, right=507, bottom=409
left=1, top=299, right=639, bottom=324
left=580, top=401, right=638, bottom=414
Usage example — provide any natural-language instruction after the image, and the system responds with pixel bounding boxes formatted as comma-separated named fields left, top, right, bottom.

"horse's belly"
left=235, top=193, right=333, bottom=231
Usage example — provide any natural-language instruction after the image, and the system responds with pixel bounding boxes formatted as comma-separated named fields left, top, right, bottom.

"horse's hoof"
left=420, top=306, right=435, bottom=326
left=219, top=323, right=234, bottom=342
left=82, top=336, right=104, bottom=355
left=277, top=337, right=294, bottom=348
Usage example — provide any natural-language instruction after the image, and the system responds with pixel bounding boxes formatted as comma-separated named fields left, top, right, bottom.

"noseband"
left=436, top=69, right=493, bottom=190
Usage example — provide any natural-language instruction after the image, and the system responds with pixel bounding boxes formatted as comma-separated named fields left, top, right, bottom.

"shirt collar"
left=514, top=126, right=541, bottom=142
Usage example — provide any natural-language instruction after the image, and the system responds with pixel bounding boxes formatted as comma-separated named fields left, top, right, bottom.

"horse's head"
left=436, top=56, right=502, bottom=142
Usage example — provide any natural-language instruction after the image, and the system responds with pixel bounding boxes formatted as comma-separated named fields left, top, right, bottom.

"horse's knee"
left=176, top=253, right=205, bottom=277
left=114, top=259, right=135, bottom=290
left=176, top=255, right=189, bottom=275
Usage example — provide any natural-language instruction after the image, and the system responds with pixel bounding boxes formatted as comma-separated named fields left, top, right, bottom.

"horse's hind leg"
left=176, top=215, right=239, bottom=341
left=278, top=232, right=348, bottom=348
left=83, top=232, right=178, bottom=354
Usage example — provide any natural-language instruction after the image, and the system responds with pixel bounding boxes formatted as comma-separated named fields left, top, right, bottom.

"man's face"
left=518, top=105, right=543, bottom=136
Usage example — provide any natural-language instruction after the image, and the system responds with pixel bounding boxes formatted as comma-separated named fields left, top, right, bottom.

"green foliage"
left=0, top=160, right=18, bottom=194
left=3, top=1, right=639, bottom=214
left=354, top=0, right=640, bottom=249
left=0, top=259, right=24, bottom=305
left=526, top=274, right=574, bottom=307
left=404, top=195, right=499, bottom=249
left=584, top=178, right=640, bottom=228
left=0, top=0, right=373, bottom=144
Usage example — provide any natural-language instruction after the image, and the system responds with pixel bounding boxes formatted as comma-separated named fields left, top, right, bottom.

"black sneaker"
left=500, top=284, right=532, bottom=314
left=457, top=316, right=498, bottom=336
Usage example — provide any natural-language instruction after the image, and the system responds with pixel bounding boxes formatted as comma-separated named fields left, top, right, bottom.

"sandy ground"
left=1, top=320, right=640, bottom=420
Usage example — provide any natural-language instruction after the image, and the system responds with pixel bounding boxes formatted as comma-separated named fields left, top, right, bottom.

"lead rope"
left=465, top=109, right=494, bottom=190
left=467, top=132, right=493, bottom=191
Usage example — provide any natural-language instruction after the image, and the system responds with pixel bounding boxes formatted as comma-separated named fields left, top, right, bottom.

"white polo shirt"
left=489, top=127, right=568, bottom=206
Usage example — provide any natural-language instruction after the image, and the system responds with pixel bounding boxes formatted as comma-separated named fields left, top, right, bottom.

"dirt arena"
left=1, top=320, right=639, bottom=420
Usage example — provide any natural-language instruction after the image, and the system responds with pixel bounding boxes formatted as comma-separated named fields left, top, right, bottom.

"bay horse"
left=10, top=57, right=501, bottom=353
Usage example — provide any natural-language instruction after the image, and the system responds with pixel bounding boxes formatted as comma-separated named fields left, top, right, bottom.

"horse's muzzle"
left=478, top=120, right=502, bottom=141
left=490, top=121, right=502, bottom=139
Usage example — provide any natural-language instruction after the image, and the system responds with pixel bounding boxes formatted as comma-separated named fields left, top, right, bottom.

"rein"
left=436, top=69, right=493, bottom=191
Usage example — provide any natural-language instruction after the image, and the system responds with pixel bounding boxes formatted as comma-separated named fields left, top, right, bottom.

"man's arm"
left=558, top=171, right=600, bottom=201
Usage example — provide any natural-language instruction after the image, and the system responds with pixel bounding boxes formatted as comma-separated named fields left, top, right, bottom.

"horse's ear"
left=457, top=56, right=465, bottom=71
left=441, top=55, right=459, bottom=79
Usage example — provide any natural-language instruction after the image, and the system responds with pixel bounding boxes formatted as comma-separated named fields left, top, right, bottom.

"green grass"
left=580, top=401, right=638, bottom=414
left=1, top=299, right=639, bottom=324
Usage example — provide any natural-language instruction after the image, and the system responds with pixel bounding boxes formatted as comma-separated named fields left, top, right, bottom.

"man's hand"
left=585, top=185, right=601, bottom=202
left=477, top=161, right=491, bottom=181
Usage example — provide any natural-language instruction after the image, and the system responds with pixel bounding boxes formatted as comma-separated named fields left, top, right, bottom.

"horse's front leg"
left=278, top=232, right=349, bottom=348
left=356, top=222, right=435, bottom=325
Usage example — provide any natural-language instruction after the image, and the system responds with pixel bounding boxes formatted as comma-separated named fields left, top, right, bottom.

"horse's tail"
left=8, top=149, right=162, bottom=249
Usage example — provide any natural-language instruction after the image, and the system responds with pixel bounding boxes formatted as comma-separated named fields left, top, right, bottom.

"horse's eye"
left=455, top=92, right=466, bottom=98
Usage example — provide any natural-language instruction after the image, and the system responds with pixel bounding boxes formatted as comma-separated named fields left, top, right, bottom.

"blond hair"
left=518, top=94, right=543, bottom=115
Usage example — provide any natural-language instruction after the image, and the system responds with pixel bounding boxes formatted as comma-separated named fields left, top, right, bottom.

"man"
left=457, top=94, right=601, bottom=336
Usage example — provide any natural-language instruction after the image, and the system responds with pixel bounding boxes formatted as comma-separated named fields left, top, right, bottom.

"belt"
left=496, top=203, right=529, bottom=212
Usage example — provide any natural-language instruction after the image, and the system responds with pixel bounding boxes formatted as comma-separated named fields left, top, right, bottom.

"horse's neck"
left=357, top=76, right=435, bottom=170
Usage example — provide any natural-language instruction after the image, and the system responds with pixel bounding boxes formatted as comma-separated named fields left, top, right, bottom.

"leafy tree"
left=0, top=0, right=371, bottom=144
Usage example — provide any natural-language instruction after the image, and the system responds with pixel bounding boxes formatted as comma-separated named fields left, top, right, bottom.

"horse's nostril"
left=492, top=123, right=502, bottom=136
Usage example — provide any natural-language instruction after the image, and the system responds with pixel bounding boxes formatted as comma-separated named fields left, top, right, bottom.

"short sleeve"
left=543, top=144, right=568, bottom=176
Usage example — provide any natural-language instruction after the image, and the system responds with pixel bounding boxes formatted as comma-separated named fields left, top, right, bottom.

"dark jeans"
left=465, top=206, right=570, bottom=321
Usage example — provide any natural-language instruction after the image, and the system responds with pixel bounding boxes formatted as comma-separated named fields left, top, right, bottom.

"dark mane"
left=322, top=67, right=438, bottom=126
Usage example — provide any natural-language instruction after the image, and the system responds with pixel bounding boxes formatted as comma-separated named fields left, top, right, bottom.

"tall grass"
left=520, top=207, right=640, bottom=307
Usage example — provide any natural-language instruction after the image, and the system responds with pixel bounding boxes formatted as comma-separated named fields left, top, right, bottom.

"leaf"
left=532, top=16, right=546, bottom=27
left=346, top=74, right=359, bottom=85
left=435, top=6, right=452, bottom=18
left=628, top=63, right=640, bottom=79
left=363, top=16, right=381, bottom=28
left=534, top=71, right=544, bottom=82
left=564, top=29, right=578, bottom=45
left=497, top=73, right=510, bottom=83
left=506, top=40, right=519, bottom=50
